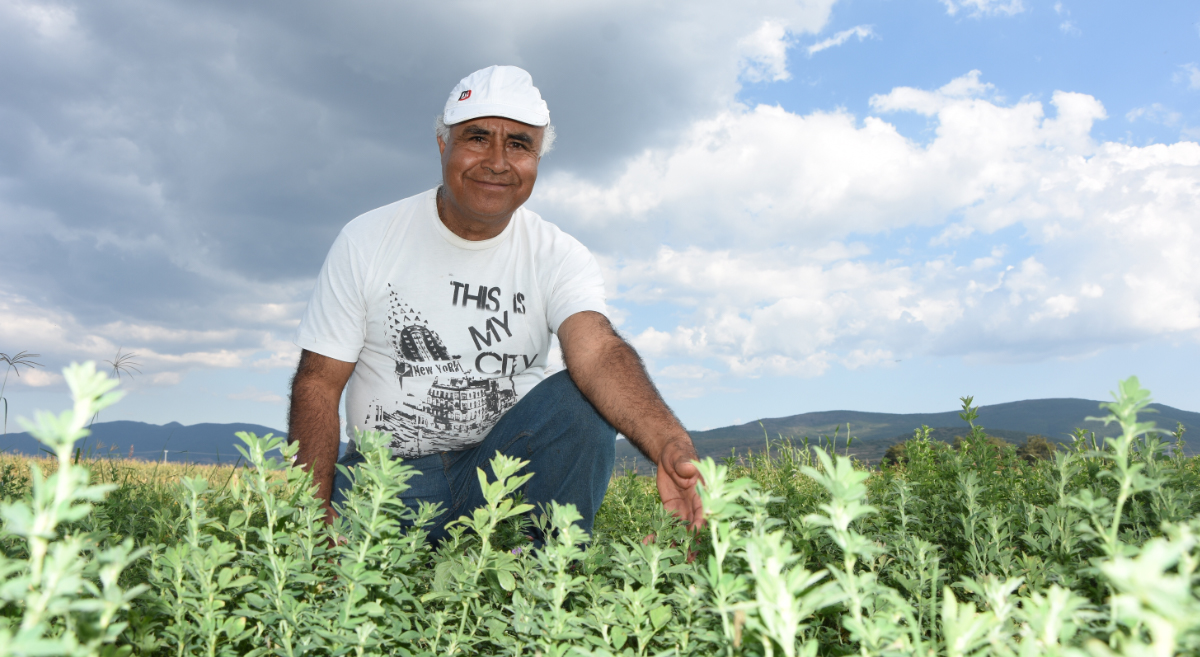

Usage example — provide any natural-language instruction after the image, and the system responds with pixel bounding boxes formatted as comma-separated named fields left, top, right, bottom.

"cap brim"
left=445, top=102, right=549, bottom=127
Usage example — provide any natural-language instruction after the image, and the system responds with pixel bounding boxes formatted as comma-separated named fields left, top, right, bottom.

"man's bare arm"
left=288, top=349, right=356, bottom=524
left=557, top=311, right=703, bottom=528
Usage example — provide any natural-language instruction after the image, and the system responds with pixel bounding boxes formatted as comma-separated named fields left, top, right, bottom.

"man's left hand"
left=656, top=438, right=704, bottom=529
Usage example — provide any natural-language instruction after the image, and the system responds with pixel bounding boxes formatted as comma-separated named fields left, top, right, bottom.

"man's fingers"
left=673, top=458, right=700, bottom=479
left=663, top=442, right=701, bottom=480
left=676, top=504, right=698, bottom=528
left=668, top=459, right=701, bottom=489
left=662, top=487, right=704, bottom=527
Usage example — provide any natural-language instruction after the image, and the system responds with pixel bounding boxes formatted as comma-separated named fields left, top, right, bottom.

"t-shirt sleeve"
left=294, top=228, right=369, bottom=363
left=546, top=242, right=608, bottom=334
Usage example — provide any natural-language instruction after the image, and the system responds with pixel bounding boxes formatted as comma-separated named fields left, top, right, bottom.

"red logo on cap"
left=458, top=90, right=471, bottom=101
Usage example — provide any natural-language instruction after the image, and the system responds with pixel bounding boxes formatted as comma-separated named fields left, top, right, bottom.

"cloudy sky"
left=2, top=0, right=1199, bottom=437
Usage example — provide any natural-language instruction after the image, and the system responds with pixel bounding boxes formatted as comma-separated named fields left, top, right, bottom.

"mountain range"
left=0, top=420, right=287, bottom=464
left=5, top=397, right=1197, bottom=470
left=615, top=398, right=1200, bottom=471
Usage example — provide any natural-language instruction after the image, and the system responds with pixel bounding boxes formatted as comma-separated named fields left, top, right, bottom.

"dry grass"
left=0, top=450, right=242, bottom=492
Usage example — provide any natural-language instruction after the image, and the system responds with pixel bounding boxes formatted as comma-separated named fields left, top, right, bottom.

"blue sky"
left=2, top=0, right=1199, bottom=437
left=768, top=0, right=1199, bottom=145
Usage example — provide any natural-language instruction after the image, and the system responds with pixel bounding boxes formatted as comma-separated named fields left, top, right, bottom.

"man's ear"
left=437, top=135, right=447, bottom=156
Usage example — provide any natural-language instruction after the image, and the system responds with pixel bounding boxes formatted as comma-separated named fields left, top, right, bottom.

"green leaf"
left=649, top=604, right=672, bottom=629
left=244, top=592, right=268, bottom=609
left=433, top=560, right=459, bottom=592
left=496, top=569, right=516, bottom=592
left=610, top=626, right=628, bottom=649
left=228, top=575, right=257, bottom=589
left=228, top=510, right=248, bottom=530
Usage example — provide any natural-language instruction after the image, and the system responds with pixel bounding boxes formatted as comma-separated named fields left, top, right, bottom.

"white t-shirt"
left=296, top=188, right=607, bottom=458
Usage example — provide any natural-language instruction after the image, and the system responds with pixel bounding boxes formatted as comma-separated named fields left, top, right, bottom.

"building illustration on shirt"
left=366, top=288, right=518, bottom=456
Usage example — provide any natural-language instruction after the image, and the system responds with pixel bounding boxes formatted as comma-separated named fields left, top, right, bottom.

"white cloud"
left=94, top=323, right=242, bottom=345
left=542, top=71, right=1200, bottom=379
left=970, top=246, right=1007, bottom=271
left=658, top=364, right=719, bottom=379
left=0, top=290, right=296, bottom=388
left=540, top=71, right=1114, bottom=250
left=620, top=246, right=942, bottom=375
left=228, top=386, right=285, bottom=404
left=1127, top=103, right=1182, bottom=126
left=869, top=69, right=995, bottom=115
left=807, top=25, right=876, bottom=56
left=1030, top=294, right=1079, bottom=322
left=11, top=369, right=63, bottom=388
left=842, top=349, right=896, bottom=369
left=1054, top=2, right=1080, bottom=35
left=940, top=0, right=1025, bottom=18
left=652, top=364, right=727, bottom=399
left=150, top=372, right=182, bottom=386
left=739, top=20, right=794, bottom=83
left=3, top=0, right=78, bottom=40
left=1178, top=63, right=1200, bottom=91
left=251, top=338, right=302, bottom=371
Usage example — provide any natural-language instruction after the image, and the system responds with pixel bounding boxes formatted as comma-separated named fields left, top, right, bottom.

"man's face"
left=438, top=116, right=544, bottom=226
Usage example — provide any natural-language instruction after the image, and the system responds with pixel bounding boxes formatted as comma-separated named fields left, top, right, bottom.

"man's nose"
left=481, top=139, right=509, bottom=174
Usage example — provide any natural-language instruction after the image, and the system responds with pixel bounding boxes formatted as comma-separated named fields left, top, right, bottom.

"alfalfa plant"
left=0, top=350, right=42, bottom=435
left=0, top=361, right=148, bottom=656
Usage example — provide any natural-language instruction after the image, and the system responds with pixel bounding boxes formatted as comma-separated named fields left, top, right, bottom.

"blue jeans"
left=330, top=370, right=617, bottom=544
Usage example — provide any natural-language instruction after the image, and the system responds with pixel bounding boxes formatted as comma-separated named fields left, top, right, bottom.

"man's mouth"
left=468, top=178, right=511, bottom=190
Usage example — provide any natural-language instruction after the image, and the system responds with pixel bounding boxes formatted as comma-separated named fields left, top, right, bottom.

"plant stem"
left=1, top=365, right=11, bottom=434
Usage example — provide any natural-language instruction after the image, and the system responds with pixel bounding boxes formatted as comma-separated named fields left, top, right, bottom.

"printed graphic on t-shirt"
left=365, top=283, right=538, bottom=458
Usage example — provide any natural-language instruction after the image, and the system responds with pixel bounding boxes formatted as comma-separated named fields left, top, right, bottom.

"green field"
left=3, top=363, right=1200, bottom=656
left=615, top=397, right=1200, bottom=472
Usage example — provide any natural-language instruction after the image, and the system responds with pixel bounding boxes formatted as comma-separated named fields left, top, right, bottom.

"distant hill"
left=0, top=420, right=287, bottom=464
left=616, top=398, right=1200, bottom=472
left=8, top=397, right=1195, bottom=471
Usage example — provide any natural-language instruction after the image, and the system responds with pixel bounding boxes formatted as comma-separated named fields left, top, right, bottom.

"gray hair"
left=434, top=115, right=556, bottom=157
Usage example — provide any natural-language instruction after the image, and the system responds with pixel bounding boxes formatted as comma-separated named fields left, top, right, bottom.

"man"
left=290, top=65, right=701, bottom=542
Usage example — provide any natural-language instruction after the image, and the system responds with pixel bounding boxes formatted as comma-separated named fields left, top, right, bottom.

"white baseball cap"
left=443, top=65, right=550, bottom=127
